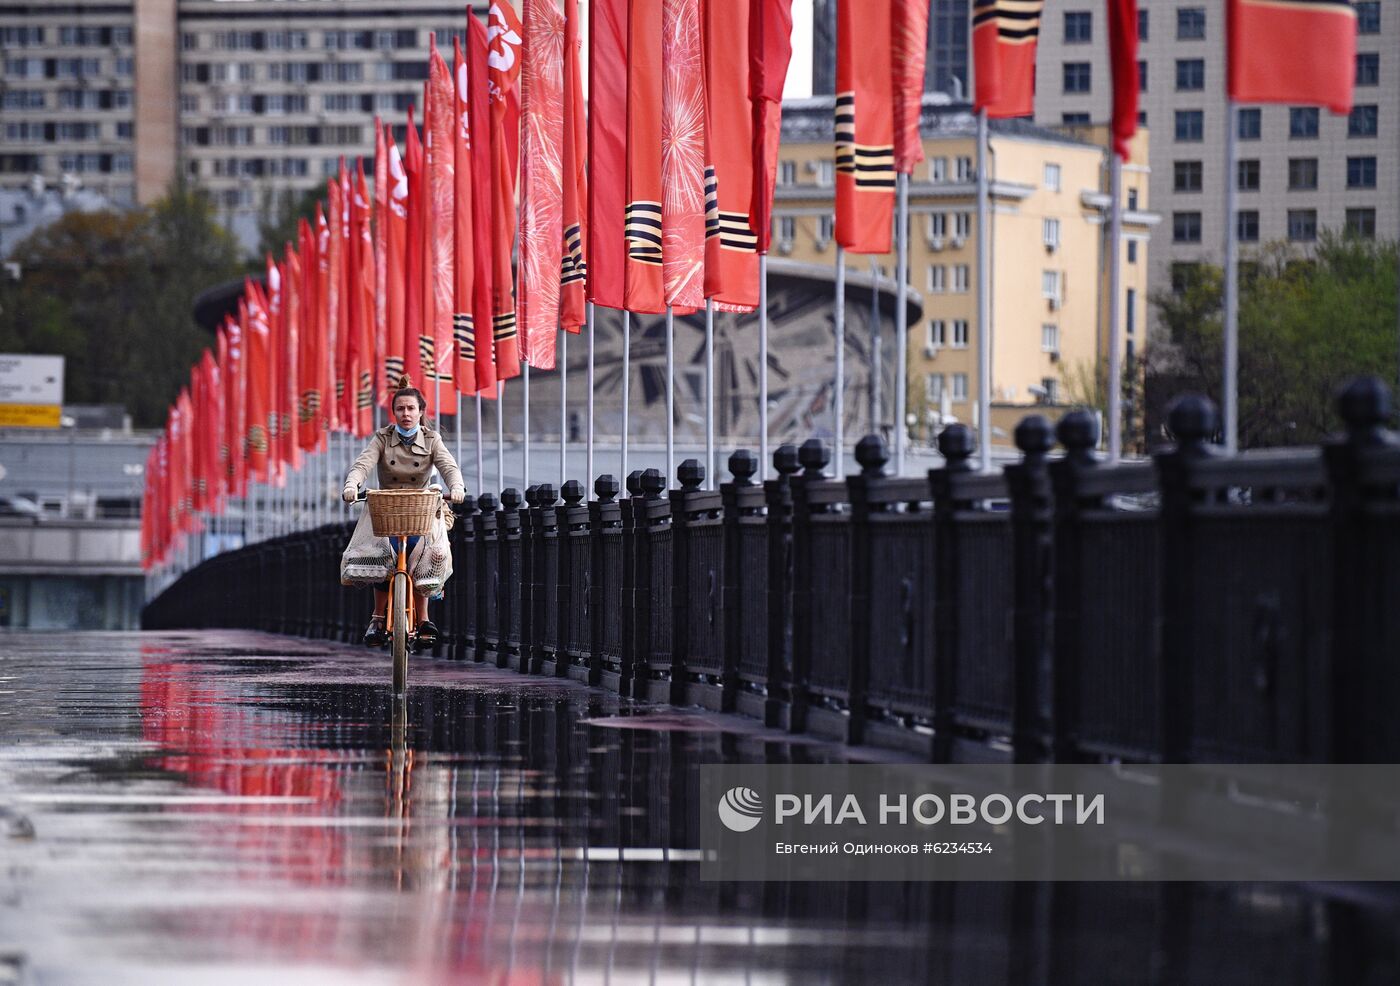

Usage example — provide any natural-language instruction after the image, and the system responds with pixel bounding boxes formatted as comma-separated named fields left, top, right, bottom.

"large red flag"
left=264, top=253, right=284, bottom=476
left=468, top=15, right=498, bottom=396
left=701, top=0, right=758, bottom=311
left=972, top=0, right=1043, bottom=119
left=224, top=311, right=246, bottom=495
left=489, top=1, right=525, bottom=379
left=588, top=0, right=628, bottom=310
left=298, top=215, right=324, bottom=451
left=382, top=128, right=408, bottom=398
left=452, top=40, right=479, bottom=393
left=748, top=0, right=793, bottom=255
left=661, top=0, right=705, bottom=312
left=418, top=86, right=436, bottom=402
left=518, top=0, right=567, bottom=369
left=216, top=321, right=231, bottom=496
left=427, top=38, right=457, bottom=407
left=281, top=244, right=301, bottom=469
left=836, top=0, right=895, bottom=254
left=892, top=0, right=929, bottom=174
left=326, top=170, right=348, bottom=429
left=1228, top=0, right=1355, bottom=115
left=373, top=119, right=388, bottom=397
left=352, top=168, right=377, bottom=433
left=559, top=0, right=588, bottom=332
left=624, top=0, right=666, bottom=314
left=1106, top=0, right=1140, bottom=161
left=403, top=108, right=425, bottom=390
left=312, top=204, right=331, bottom=449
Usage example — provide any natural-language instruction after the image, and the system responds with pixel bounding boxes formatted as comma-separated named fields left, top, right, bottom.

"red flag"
left=244, top=280, right=272, bottom=480
left=559, top=0, right=588, bottom=331
left=224, top=311, right=246, bottom=495
left=427, top=37, right=457, bottom=407
left=489, top=1, right=525, bottom=378
left=1228, top=0, right=1355, bottom=115
left=836, top=0, right=895, bottom=254
left=972, top=0, right=1042, bottom=119
left=453, top=40, right=479, bottom=393
left=373, top=119, right=389, bottom=397
left=892, top=0, right=929, bottom=174
left=381, top=128, right=409, bottom=399
left=701, top=0, right=758, bottom=311
left=281, top=245, right=301, bottom=470
left=215, top=322, right=231, bottom=497
left=298, top=215, right=325, bottom=451
left=748, top=0, right=793, bottom=255
left=326, top=171, right=348, bottom=428
left=661, top=0, right=705, bottom=312
left=518, top=0, right=567, bottom=369
left=403, top=108, right=425, bottom=390
left=588, top=0, right=628, bottom=310
left=624, top=0, right=666, bottom=314
left=1107, top=0, right=1140, bottom=161
left=353, top=168, right=377, bottom=433
left=311, top=205, right=331, bottom=449
left=468, top=15, right=499, bottom=396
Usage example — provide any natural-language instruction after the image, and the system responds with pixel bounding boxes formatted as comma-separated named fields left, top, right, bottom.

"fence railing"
left=143, top=380, right=1400, bottom=763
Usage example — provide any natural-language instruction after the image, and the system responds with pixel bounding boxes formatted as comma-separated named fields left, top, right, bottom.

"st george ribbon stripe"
left=454, top=313, right=476, bottom=360
left=972, top=0, right=1044, bottom=40
left=626, top=200, right=664, bottom=265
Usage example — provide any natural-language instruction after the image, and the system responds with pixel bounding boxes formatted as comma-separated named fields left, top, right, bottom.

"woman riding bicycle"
left=341, top=375, right=466, bottom=648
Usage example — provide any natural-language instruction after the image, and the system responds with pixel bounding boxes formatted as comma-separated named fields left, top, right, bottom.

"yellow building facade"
left=773, top=100, right=1156, bottom=451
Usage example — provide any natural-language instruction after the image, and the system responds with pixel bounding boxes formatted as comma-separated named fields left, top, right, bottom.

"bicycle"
left=353, top=485, right=444, bottom=695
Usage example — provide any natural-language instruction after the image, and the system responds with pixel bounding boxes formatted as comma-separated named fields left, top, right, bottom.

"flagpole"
left=704, top=298, right=714, bottom=490
left=834, top=245, right=846, bottom=470
left=894, top=171, right=909, bottom=475
left=456, top=390, right=463, bottom=468
left=523, top=360, right=531, bottom=485
left=621, top=310, right=631, bottom=480
left=586, top=302, right=595, bottom=485
left=665, top=305, right=675, bottom=484
left=475, top=392, right=484, bottom=494
left=759, top=253, right=769, bottom=476
left=496, top=381, right=505, bottom=492
left=1107, top=152, right=1124, bottom=464
left=975, top=107, right=992, bottom=473
left=559, top=329, right=568, bottom=487
left=1223, top=100, right=1239, bottom=455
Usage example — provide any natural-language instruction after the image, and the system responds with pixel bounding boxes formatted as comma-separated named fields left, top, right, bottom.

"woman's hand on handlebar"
left=342, top=486, right=358, bottom=503
left=449, top=486, right=466, bottom=504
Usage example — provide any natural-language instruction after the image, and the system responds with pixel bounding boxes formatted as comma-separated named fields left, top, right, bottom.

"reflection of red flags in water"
left=836, top=0, right=895, bottom=254
left=468, top=16, right=498, bottom=396
left=559, top=0, right=588, bottom=332
left=661, top=0, right=705, bottom=313
left=427, top=38, right=457, bottom=407
left=624, top=0, right=665, bottom=315
left=373, top=120, right=389, bottom=398
left=972, top=0, right=1043, bottom=119
left=281, top=245, right=301, bottom=470
left=701, top=0, right=758, bottom=312
left=452, top=40, right=479, bottom=393
left=353, top=169, right=377, bottom=433
left=892, top=0, right=929, bottom=174
left=748, top=0, right=793, bottom=255
left=1227, top=0, right=1355, bottom=114
left=518, top=0, right=566, bottom=369
left=1107, top=0, right=1139, bottom=160
left=244, top=281, right=272, bottom=480
left=403, top=109, right=425, bottom=390
left=489, top=1, right=524, bottom=378
left=588, top=0, right=627, bottom=310
left=382, top=128, right=409, bottom=399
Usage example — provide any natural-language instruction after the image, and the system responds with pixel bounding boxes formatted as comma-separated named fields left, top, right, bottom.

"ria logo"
left=717, top=787, right=764, bottom=832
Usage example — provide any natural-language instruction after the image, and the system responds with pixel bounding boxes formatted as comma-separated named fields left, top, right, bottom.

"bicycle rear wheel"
left=391, top=573, right=409, bottom=694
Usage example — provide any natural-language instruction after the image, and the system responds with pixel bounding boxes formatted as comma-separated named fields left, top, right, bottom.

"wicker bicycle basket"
left=366, top=489, right=441, bottom=538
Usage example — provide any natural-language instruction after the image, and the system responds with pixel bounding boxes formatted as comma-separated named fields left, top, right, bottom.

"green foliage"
left=0, top=177, right=242, bottom=427
left=1148, top=233, right=1400, bottom=448
left=255, top=185, right=322, bottom=264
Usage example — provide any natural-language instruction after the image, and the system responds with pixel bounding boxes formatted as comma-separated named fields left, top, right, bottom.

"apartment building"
left=1035, top=1, right=1399, bottom=298
left=775, top=97, right=1155, bottom=445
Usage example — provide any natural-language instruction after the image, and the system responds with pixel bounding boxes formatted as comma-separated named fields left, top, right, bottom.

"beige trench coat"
left=343, top=424, right=465, bottom=495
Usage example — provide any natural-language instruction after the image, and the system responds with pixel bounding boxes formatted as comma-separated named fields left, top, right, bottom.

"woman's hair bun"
left=396, top=374, right=413, bottom=390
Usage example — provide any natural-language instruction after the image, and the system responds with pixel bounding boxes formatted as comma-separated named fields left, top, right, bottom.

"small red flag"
left=469, top=13, right=499, bottom=395
left=381, top=129, right=409, bottom=400
left=427, top=38, right=457, bottom=407
left=489, top=0, right=525, bottom=378
left=452, top=40, right=479, bottom=393
left=588, top=0, right=628, bottom=310
left=836, top=0, right=895, bottom=254
left=748, top=0, right=793, bottom=256
left=403, top=108, right=425, bottom=391
left=373, top=120, right=389, bottom=398
left=518, top=0, right=567, bottom=368
left=702, top=0, right=759, bottom=311
left=625, top=0, right=666, bottom=314
left=972, top=0, right=1043, bottom=119
left=1107, top=0, right=1140, bottom=161
left=661, top=0, right=705, bottom=313
left=353, top=169, right=377, bottom=433
left=892, top=0, right=929, bottom=174
left=559, top=0, right=588, bottom=331
left=1228, top=0, right=1355, bottom=115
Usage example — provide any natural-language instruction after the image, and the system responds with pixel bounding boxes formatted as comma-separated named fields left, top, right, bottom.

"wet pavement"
left=0, top=631, right=1395, bottom=985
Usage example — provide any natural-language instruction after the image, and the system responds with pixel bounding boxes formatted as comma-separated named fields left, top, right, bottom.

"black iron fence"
left=144, top=380, right=1400, bottom=763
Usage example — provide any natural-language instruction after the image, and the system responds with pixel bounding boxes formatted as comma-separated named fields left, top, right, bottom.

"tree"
left=1148, top=233, right=1399, bottom=448
left=255, top=185, right=323, bottom=263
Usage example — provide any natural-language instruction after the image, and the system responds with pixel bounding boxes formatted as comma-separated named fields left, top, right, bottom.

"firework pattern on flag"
left=427, top=39, right=457, bottom=405
left=488, top=0, right=525, bottom=378
left=661, top=0, right=705, bottom=313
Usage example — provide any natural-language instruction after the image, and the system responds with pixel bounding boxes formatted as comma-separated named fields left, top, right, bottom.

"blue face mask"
left=394, top=423, right=419, bottom=440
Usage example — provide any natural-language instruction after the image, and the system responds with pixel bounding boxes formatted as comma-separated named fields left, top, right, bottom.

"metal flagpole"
left=621, top=310, right=631, bottom=479
left=869, top=258, right=881, bottom=435
left=586, top=303, right=595, bottom=486
left=1223, top=101, right=1240, bottom=455
left=475, top=393, right=484, bottom=494
left=560, top=329, right=568, bottom=487
left=759, top=254, right=769, bottom=475
left=975, top=108, right=993, bottom=473
left=456, top=391, right=463, bottom=470
left=665, top=306, right=675, bottom=485
left=894, top=172, right=909, bottom=475
left=704, top=298, right=714, bottom=490
left=834, top=246, right=846, bottom=470
left=496, top=382, right=505, bottom=492
left=523, top=361, right=531, bottom=486
left=1107, top=153, right=1124, bottom=463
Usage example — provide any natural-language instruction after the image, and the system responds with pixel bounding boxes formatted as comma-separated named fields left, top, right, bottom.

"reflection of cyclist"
left=342, top=375, right=465, bottom=647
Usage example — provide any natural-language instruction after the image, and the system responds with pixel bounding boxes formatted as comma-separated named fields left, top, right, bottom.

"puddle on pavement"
left=0, top=631, right=1393, bottom=985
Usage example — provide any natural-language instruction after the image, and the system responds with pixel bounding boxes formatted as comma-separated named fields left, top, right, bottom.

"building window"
left=1356, top=1, right=1380, bottom=33
left=1137, top=9, right=1149, bottom=39
left=927, top=320, right=946, bottom=348
left=954, top=212, right=972, bottom=238
left=1346, top=208, right=1377, bottom=239
left=1287, top=158, right=1318, bottom=190
left=1064, top=11, right=1092, bottom=42
left=1174, top=110, right=1204, bottom=142
left=953, top=265, right=970, bottom=292
left=927, top=213, right=947, bottom=241
left=1173, top=160, right=1203, bottom=192
left=776, top=215, right=795, bottom=243
left=955, top=156, right=973, bottom=181
left=1043, top=162, right=1061, bottom=191
left=1041, top=378, right=1060, bottom=403
left=1237, top=210, right=1260, bottom=243
left=1347, top=156, right=1377, bottom=189
left=1062, top=112, right=1091, bottom=124
left=1348, top=105, right=1378, bottom=137
left=817, top=215, right=834, bottom=244
left=952, top=373, right=968, bottom=402
left=778, top=160, right=796, bottom=186
left=1237, top=159, right=1260, bottom=191
left=1287, top=209, right=1317, bottom=242
left=1173, top=211, right=1202, bottom=243
left=1289, top=107, right=1319, bottom=138
left=928, top=157, right=947, bottom=182
left=1175, top=59, right=1205, bottom=91
left=816, top=159, right=834, bottom=185
left=1127, top=240, right=1138, bottom=264
left=926, top=373, right=943, bottom=403
left=1126, top=288, right=1137, bottom=335
left=116, top=121, right=133, bottom=139
left=952, top=320, right=969, bottom=347
left=1177, top=7, right=1206, bottom=39
left=927, top=265, right=946, bottom=292
left=1136, top=60, right=1148, bottom=92
left=1127, top=188, right=1139, bottom=210
left=1356, top=52, right=1379, bottom=86
left=1041, top=323, right=1059, bottom=352
left=1043, top=217, right=1060, bottom=248
left=1238, top=108, right=1261, bottom=140
left=1042, top=270, right=1062, bottom=300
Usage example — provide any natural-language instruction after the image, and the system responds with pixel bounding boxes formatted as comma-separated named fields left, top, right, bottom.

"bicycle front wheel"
left=391, top=572, right=409, bottom=694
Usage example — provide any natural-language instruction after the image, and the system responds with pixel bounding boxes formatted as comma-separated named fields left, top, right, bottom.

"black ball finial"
left=1014, top=415, right=1055, bottom=462
left=1337, top=375, right=1391, bottom=444
left=625, top=470, right=645, bottom=497
left=1166, top=394, right=1218, bottom=450
left=524, top=485, right=540, bottom=508
left=641, top=467, right=666, bottom=498
left=773, top=443, right=801, bottom=477
left=477, top=492, right=498, bottom=512
left=535, top=483, right=557, bottom=506
left=1056, top=409, right=1099, bottom=464
left=561, top=479, right=585, bottom=505
left=799, top=438, right=830, bottom=478
left=854, top=434, right=889, bottom=476
left=728, top=449, right=759, bottom=486
left=500, top=487, right=522, bottom=510
left=937, top=423, right=976, bottom=472
left=678, top=459, right=705, bottom=492
left=594, top=474, right=620, bottom=503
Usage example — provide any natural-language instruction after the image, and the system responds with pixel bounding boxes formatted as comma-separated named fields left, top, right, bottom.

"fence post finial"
left=728, top=449, right=759, bottom=486
left=855, top=434, right=889, bottom=477
left=561, top=479, right=585, bottom=505
left=594, top=474, right=620, bottom=504
left=799, top=438, right=830, bottom=479
left=936, top=423, right=976, bottom=473
left=678, top=459, right=705, bottom=492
